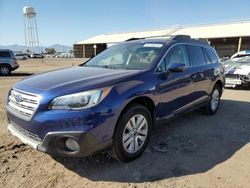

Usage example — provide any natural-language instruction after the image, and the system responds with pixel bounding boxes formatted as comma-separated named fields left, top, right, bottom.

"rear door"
left=203, top=47, right=223, bottom=92
left=186, top=45, right=212, bottom=103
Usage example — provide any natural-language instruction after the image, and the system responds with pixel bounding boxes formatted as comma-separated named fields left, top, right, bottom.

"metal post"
left=93, top=44, right=97, bottom=56
left=27, top=17, right=32, bottom=53
left=83, top=45, right=85, bottom=58
left=29, top=17, right=34, bottom=53
left=24, top=17, right=27, bottom=49
left=34, top=17, right=39, bottom=53
left=238, top=37, right=242, bottom=52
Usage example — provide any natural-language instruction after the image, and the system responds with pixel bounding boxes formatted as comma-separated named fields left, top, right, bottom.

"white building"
left=74, top=20, right=250, bottom=58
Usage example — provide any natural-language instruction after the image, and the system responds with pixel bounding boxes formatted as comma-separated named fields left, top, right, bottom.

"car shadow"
left=226, top=87, right=250, bottom=91
left=53, top=99, right=250, bottom=183
left=3, top=72, right=33, bottom=77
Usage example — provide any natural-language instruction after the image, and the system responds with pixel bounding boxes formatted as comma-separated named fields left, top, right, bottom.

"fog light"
left=65, top=138, right=80, bottom=151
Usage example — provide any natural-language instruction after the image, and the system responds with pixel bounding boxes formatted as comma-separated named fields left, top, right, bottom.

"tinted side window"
left=0, top=51, right=11, bottom=58
left=187, top=45, right=206, bottom=66
left=157, top=44, right=190, bottom=72
left=202, top=48, right=212, bottom=64
left=205, top=48, right=219, bottom=64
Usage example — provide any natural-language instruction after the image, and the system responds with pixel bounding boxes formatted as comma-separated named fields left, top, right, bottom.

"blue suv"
left=6, top=35, right=224, bottom=162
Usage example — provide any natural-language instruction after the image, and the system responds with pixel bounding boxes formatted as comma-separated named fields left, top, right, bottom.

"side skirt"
left=155, top=98, right=209, bottom=125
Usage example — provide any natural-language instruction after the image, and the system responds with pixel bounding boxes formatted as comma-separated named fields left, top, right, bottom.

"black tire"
left=112, top=104, right=152, bottom=162
left=0, top=65, right=11, bottom=76
left=203, top=84, right=222, bottom=115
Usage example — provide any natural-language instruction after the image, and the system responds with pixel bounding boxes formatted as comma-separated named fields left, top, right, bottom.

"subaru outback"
left=6, top=35, right=224, bottom=162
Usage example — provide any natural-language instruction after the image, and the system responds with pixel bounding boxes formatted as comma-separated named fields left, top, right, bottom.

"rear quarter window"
left=205, top=48, right=219, bottom=64
left=187, top=45, right=206, bottom=66
left=0, top=51, right=11, bottom=58
left=202, top=48, right=212, bottom=64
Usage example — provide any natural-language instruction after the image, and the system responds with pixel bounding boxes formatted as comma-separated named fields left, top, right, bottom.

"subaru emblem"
left=15, top=94, right=22, bottom=103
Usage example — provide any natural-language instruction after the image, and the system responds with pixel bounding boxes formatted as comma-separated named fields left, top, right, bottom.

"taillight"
left=14, top=58, right=18, bottom=65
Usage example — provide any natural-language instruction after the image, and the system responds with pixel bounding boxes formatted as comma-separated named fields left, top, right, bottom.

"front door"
left=155, top=44, right=197, bottom=119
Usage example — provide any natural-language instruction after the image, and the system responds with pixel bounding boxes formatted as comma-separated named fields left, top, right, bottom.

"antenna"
left=23, top=6, right=40, bottom=53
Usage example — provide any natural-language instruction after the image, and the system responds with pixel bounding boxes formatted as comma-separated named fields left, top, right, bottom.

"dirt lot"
left=1, top=58, right=250, bottom=188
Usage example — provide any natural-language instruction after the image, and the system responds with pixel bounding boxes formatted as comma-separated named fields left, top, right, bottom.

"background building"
left=74, top=20, right=250, bottom=58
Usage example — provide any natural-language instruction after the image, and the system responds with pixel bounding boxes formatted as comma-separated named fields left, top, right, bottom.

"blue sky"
left=1, top=0, right=250, bottom=46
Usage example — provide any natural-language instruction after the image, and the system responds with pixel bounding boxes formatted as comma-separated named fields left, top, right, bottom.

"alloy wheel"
left=211, top=89, right=220, bottom=111
left=122, top=114, right=148, bottom=154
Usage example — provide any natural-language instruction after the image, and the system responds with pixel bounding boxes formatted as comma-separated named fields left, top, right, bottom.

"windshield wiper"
left=100, top=65, right=117, bottom=69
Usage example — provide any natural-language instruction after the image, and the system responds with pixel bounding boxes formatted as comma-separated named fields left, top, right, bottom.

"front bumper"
left=8, top=122, right=112, bottom=157
left=8, top=123, right=41, bottom=149
left=225, top=78, right=242, bottom=88
left=225, top=77, right=250, bottom=88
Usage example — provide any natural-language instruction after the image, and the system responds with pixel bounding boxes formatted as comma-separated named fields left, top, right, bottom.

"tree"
left=45, top=48, right=56, bottom=54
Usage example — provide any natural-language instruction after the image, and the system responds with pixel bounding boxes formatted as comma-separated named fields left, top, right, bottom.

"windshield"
left=84, top=42, right=163, bottom=70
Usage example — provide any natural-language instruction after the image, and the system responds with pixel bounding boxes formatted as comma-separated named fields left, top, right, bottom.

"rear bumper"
left=11, top=64, right=19, bottom=71
left=7, top=122, right=112, bottom=157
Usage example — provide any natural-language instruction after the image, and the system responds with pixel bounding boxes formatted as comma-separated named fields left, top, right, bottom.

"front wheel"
left=204, top=84, right=222, bottom=115
left=112, top=104, right=152, bottom=162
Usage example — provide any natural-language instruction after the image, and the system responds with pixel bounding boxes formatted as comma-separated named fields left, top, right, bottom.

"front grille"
left=225, top=74, right=250, bottom=81
left=11, top=121, right=42, bottom=142
left=8, top=89, right=40, bottom=121
left=225, top=74, right=239, bottom=79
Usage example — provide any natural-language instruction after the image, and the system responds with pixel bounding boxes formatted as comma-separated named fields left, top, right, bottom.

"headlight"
left=50, top=87, right=112, bottom=110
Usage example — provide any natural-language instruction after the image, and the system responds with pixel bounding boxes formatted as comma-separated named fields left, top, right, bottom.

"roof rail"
left=125, top=35, right=211, bottom=46
left=125, top=35, right=192, bottom=42
left=125, top=35, right=170, bottom=41
left=194, top=38, right=209, bottom=44
left=125, top=38, right=144, bottom=41
left=170, top=35, right=191, bottom=40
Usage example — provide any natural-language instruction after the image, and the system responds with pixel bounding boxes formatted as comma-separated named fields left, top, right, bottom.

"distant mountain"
left=0, top=44, right=72, bottom=53
left=48, top=44, right=72, bottom=52
left=0, top=44, right=27, bottom=52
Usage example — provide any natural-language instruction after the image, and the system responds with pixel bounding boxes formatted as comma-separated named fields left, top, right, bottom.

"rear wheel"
left=204, top=84, right=222, bottom=115
left=0, top=65, right=11, bottom=76
left=112, top=104, right=152, bottom=162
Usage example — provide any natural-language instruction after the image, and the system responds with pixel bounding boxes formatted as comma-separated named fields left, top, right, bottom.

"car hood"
left=225, top=63, right=250, bottom=76
left=14, top=66, right=141, bottom=94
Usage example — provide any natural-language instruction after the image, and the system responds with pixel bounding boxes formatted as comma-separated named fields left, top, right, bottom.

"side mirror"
left=168, top=63, right=186, bottom=72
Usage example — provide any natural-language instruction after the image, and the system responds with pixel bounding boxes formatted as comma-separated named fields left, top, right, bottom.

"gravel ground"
left=0, top=58, right=250, bottom=188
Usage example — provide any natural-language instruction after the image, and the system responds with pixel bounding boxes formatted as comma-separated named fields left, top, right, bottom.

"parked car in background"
left=60, top=52, right=74, bottom=58
left=223, top=56, right=250, bottom=88
left=220, top=55, right=230, bottom=62
left=231, top=50, right=250, bottom=60
left=54, top=52, right=73, bottom=58
left=30, top=53, right=44, bottom=58
left=45, top=54, right=55, bottom=58
left=6, top=35, right=224, bottom=162
left=0, top=49, right=19, bottom=75
left=22, top=52, right=31, bottom=58
left=15, top=53, right=28, bottom=60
